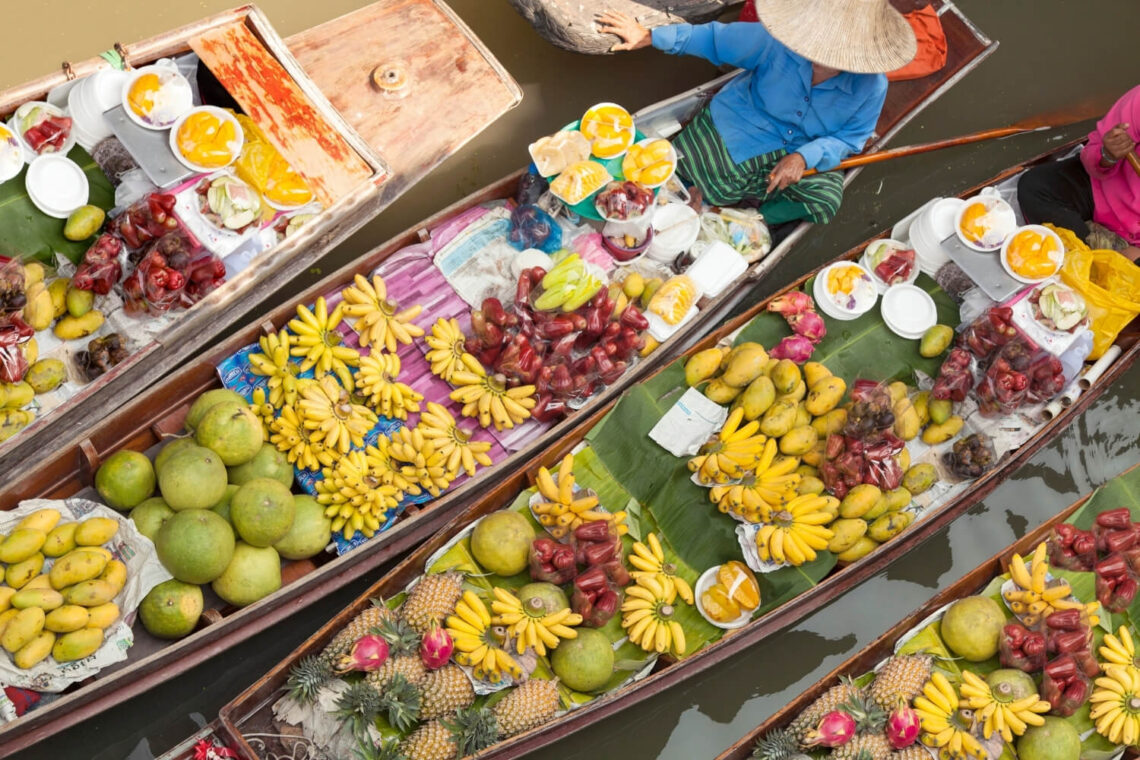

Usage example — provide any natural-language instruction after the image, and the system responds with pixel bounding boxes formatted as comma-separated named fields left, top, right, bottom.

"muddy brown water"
left=3, top=1, right=1140, bottom=758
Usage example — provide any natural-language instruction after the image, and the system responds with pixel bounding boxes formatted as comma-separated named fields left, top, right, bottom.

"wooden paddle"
left=802, top=96, right=1124, bottom=177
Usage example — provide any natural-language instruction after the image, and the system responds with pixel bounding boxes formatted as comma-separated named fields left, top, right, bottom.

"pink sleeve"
left=1082, top=85, right=1140, bottom=178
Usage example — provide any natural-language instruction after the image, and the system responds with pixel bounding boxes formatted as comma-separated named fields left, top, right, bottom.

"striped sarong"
left=673, top=106, right=845, bottom=225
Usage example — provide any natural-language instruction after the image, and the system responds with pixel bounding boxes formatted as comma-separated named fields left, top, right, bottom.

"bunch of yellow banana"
left=1100, top=626, right=1139, bottom=668
left=532, top=453, right=608, bottom=539
left=754, top=494, right=833, bottom=566
left=339, top=273, right=424, bottom=352
left=288, top=296, right=359, bottom=389
left=447, top=590, right=525, bottom=684
left=269, top=403, right=338, bottom=471
left=489, top=587, right=583, bottom=656
left=315, top=450, right=400, bottom=539
left=449, top=354, right=536, bottom=431
left=1002, top=541, right=1096, bottom=626
left=687, top=408, right=770, bottom=486
left=958, top=669, right=1049, bottom=742
left=297, top=375, right=375, bottom=455
left=362, top=437, right=420, bottom=495
left=708, top=452, right=801, bottom=523
left=248, top=329, right=300, bottom=408
left=424, top=317, right=476, bottom=382
left=417, top=402, right=493, bottom=477
left=621, top=573, right=687, bottom=657
left=248, top=388, right=274, bottom=441
left=388, top=426, right=453, bottom=497
left=1091, top=663, right=1140, bottom=745
left=628, top=533, right=694, bottom=604
left=914, top=672, right=986, bottom=760
left=354, top=351, right=423, bottom=421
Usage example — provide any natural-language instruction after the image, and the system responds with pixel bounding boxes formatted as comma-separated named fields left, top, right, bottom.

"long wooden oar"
left=802, top=96, right=1130, bottom=177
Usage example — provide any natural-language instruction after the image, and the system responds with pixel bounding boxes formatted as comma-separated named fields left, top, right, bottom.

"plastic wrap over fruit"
left=529, top=537, right=577, bottom=585
left=1000, top=622, right=1047, bottom=673
left=571, top=565, right=621, bottom=627
left=72, top=233, right=123, bottom=295
left=122, top=229, right=200, bottom=316
left=594, top=181, right=652, bottom=221
left=647, top=275, right=698, bottom=326
left=0, top=314, right=34, bottom=383
left=515, top=171, right=549, bottom=206
left=549, top=160, right=612, bottom=206
left=1041, top=654, right=1091, bottom=716
left=1095, top=553, right=1140, bottom=613
left=507, top=204, right=562, bottom=253
left=115, top=193, right=180, bottom=250
left=0, top=256, right=26, bottom=318
left=232, top=114, right=313, bottom=208
left=942, top=433, right=997, bottom=480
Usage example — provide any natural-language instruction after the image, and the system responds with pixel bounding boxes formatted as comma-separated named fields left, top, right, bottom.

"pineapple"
left=840, top=692, right=887, bottom=734
left=399, top=707, right=498, bottom=760
left=829, top=733, right=892, bottom=760
left=890, top=747, right=930, bottom=760
left=319, top=599, right=395, bottom=672
left=788, top=678, right=865, bottom=747
left=869, top=654, right=933, bottom=710
left=750, top=728, right=800, bottom=760
left=419, top=665, right=476, bottom=720
left=492, top=678, right=560, bottom=738
left=401, top=572, right=464, bottom=634
left=336, top=681, right=383, bottom=741
left=399, top=720, right=454, bottom=760
left=354, top=737, right=408, bottom=760
left=368, top=616, right=427, bottom=692
left=377, top=673, right=422, bottom=732
left=286, top=655, right=333, bottom=704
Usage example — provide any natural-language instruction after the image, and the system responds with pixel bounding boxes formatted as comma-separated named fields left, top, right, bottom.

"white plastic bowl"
left=694, top=566, right=754, bottom=630
left=1000, top=224, right=1064, bottom=284
left=169, top=106, right=244, bottom=174
left=860, top=238, right=920, bottom=293
left=9, top=101, right=77, bottom=162
left=0, top=124, right=24, bottom=183
left=955, top=193, right=1016, bottom=252
left=647, top=202, right=699, bottom=262
left=25, top=154, right=89, bottom=218
left=880, top=284, right=937, bottom=339
left=814, top=262, right=877, bottom=321
left=121, top=65, right=193, bottom=130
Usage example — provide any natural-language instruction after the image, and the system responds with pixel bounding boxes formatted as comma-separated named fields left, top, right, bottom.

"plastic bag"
left=1060, top=248, right=1140, bottom=359
left=507, top=204, right=561, bottom=253
left=0, top=256, right=25, bottom=317
left=231, top=114, right=314, bottom=209
left=122, top=230, right=199, bottom=316
left=699, top=207, right=771, bottom=263
left=0, top=315, right=34, bottom=383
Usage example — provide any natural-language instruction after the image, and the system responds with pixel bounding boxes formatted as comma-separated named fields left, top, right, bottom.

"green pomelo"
left=185, top=389, right=247, bottom=432
left=211, top=484, right=241, bottom=526
left=139, top=579, right=203, bottom=640
left=274, top=495, right=332, bottom=560
left=940, top=595, right=1006, bottom=662
left=94, top=450, right=155, bottom=511
left=1016, top=716, right=1081, bottom=760
left=154, top=437, right=197, bottom=476
left=470, top=510, right=535, bottom=576
left=130, top=497, right=175, bottom=541
left=158, top=445, right=228, bottom=511
left=211, top=542, right=281, bottom=607
left=517, top=582, right=570, bottom=617
left=987, top=668, right=1037, bottom=702
left=231, top=478, right=295, bottom=547
left=154, top=509, right=235, bottom=584
left=196, top=402, right=262, bottom=466
left=227, top=443, right=293, bottom=487
left=551, top=627, right=613, bottom=692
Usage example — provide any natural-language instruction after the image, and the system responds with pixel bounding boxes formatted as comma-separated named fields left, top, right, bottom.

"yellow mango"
left=737, top=376, right=776, bottom=421
left=919, top=325, right=954, bottom=358
left=928, top=398, right=953, bottom=426
left=0, top=609, right=18, bottom=638
left=797, top=475, right=825, bottom=496
left=838, top=484, right=883, bottom=519
left=759, top=399, right=798, bottom=438
left=5, top=553, right=44, bottom=589
left=795, top=464, right=819, bottom=478
left=721, top=346, right=770, bottom=388
left=0, top=587, right=14, bottom=612
left=704, top=378, right=742, bottom=404
left=52, top=627, right=105, bottom=662
left=86, top=602, right=119, bottom=629
left=867, top=511, right=915, bottom=543
left=802, top=361, right=832, bottom=388
left=805, top=376, right=847, bottom=417
left=23, top=574, right=52, bottom=590
left=779, top=426, right=819, bottom=456
left=43, top=522, right=78, bottom=557
left=897, top=447, right=911, bottom=472
left=892, top=398, right=921, bottom=441
left=14, top=630, right=55, bottom=669
left=75, top=517, right=120, bottom=546
left=720, top=342, right=765, bottom=370
left=82, top=546, right=113, bottom=563
left=15, top=509, right=61, bottom=534
left=98, top=560, right=127, bottom=596
left=902, top=463, right=939, bottom=495
left=0, top=529, right=47, bottom=563
left=912, top=391, right=931, bottom=426
left=884, top=488, right=912, bottom=512
left=53, top=310, right=105, bottom=341
left=801, top=439, right=826, bottom=467
left=862, top=494, right=891, bottom=522
left=811, top=408, right=848, bottom=437
left=10, top=588, right=64, bottom=611
left=684, top=348, right=726, bottom=387
left=921, top=415, right=963, bottom=445
left=827, top=518, right=869, bottom=553
left=836, top=536, right=880, bottom=565
left=793, top=402, right=812, bottom=428
left=770, top=359, right=802, bottom=394
left=45, top=605, right=90, bottom=633
left=63, top=579, right=117, bottom=607
left=778, top=380, right=808, bottom=404
left=50, top=549, right=108, bottom=590
left=887, top=381, right=909, bottom=404
left=1, top=607, right=45, bottom=652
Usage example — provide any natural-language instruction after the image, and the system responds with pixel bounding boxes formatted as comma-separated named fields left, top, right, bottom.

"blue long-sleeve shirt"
left=652, top=22, right=888, bottom=170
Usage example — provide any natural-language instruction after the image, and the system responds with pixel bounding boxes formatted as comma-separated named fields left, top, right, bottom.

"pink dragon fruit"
left=804, top=710, right=856, bottom=747
left=767, top=291, right=815, bottom=317
left=335, top=634, right=389, bottom=674
left=789, top=309, right=827, bottom=344
left=769, top=334, right=815, bottom=363
left=420, top=625, right=454, bottom=670
left=886, top=704, right=921, bottom=749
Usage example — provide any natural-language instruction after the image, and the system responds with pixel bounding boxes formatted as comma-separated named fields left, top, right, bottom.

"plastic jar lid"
left=26, top=154, right=89, bottom=218
left=880, top=284, right=937, bottom=339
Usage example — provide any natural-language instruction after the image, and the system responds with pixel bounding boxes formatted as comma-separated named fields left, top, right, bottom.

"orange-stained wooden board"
left=190, top=21, right=374, bottom=207
left=286, top=0, right=522, bottom=182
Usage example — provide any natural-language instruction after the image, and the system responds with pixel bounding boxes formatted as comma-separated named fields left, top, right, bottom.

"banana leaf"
left=0, top=146, right=114, bottom=266
left=732, top=274, right=958, bottom=383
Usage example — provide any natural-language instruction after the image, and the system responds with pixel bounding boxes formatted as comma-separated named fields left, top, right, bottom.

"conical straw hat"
left=754, top=0, right=917, bottom=74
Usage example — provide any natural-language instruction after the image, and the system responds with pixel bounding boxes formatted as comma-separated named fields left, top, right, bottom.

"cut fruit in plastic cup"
left=860, top=238, right=919, bottom=294
left=880, top=284, right=937, bottom=339
left=1000, top=224, right=1064, bottom=284
left=121, top=65, right=193, bottom=130
left=695, top=566, right=752, bottom=630
left=621, top=138, right=677, bottom=189
left=955, top=192, right=1016, bottom=252
left=814, top=262, right=877, bottom=320
left=579, top=102, right=635, bottom=160
left=0, top=124, right=25, bottom=183
left=169, top=106, right=244, bottom=174
left=9, top=101, right=77, bottom=162
left=25, top=154, right=89, bottom=218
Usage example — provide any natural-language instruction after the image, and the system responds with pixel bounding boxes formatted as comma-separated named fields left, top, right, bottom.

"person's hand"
left=767, top=153, right=807, bottom=194
left=1103, top=123, right=1135, bottom=162
left=595, top=10, right=652, bottom=51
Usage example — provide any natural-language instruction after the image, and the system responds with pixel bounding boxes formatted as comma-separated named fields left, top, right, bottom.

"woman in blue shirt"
left=596, top=0, right=916, bottom=226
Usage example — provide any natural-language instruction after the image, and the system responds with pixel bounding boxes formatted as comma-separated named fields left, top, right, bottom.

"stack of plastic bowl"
left=25, top=154, right=90, bottom=218
left=646, top=202, right=699, bottom=263
left=67, top=69, right=129, bottom=150
left=908, top=197, right=963, bottom=274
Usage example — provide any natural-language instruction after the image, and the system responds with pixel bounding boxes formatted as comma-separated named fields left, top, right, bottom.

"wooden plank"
left=286, top=0, right=522, bottom=182
left=190, top=20, right=374, bottom=206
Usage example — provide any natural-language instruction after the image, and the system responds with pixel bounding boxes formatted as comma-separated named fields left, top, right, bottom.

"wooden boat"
left=206, top=146, right=1140, bottom=759
left=0, top=13, right=992, bottom=754
left=0, top=0, right=522, bottom=475
left=715, top=462, right=1140, bottom=760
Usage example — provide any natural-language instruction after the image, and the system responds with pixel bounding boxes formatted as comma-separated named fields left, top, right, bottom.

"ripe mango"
left=63, top=579, right=117, bottom=607
left=16, top=508, right=61, bottom=534
left=22, top=262, right=45, bottom=287
left=836, top=536, right=879, bottom=565
left=805, top=376, right=847, bottom=416
left=21, top=282, right=54, bottom=331
left=1, top=607, right=45, bottom=652
left=863, top=494, right=892, bottom=522
left=920, top=324, right=954, bottom=358
left=897, top=447, right=911, bottom=472
left=65, top=286, right=94, bottom=318
left=47, top=278, right=69, bottom=318
left=0, top=529, right=47, bottom=563
left=892, top=397, right=921, bottom=441
left=720, top=342, right=765, bottom=370
left=795, top=464, right=819, bottom=478
left=50, top=549, right=108, bottom=589
left=45, top=605, right=90, bottom=633
left=0, top=587, right=14, bottom=612
left=11, top=588, right=63, bottom=611
left=921, top=415, right=963, bottom=445
left=802, top=361, right=831, bottom=388
left=737, top=376, right=776, bottom=421
left=2, top=381, right=35, bottom=409
left=839, top=484, right=883, bottom=519
left=52, top=626, right=104, bottom=662
left=770, top=359, right=801, bottom=394
left=793, top=402, right=811, bottom=428
left=912, top=391, right=931, bottom=426
left=43, top=522, right=78, bottom=557
left=778, top=380, right=807, bottom=404
left=6, top=553, right=45, bottom=589
left=811, top=408, right=848, bottom=437
left=98, top=560, right=128, bottom=596
left=827, top=518, right=868, bottom=553
left=14, top=630, right=55, bottom=669
left=0, top=609, right=18, bottom=638
left=621, top=272, right=645, bottom=299
left=884, top=487, right=912, bottom=512
left=759, top=399, right=798, bottom=438
left=63, top=205, right=106, bottom=242
left=887, top=381, right=909, bottom=405
left=797, top=475, right=825, bottom=496
left=53, top=310, right=104, bottom=341
left=704, top=378, right=742, bottom=404
left=867, top=511, right=915, bottom=542
left=801, top=439, right=827, bottom=467
left=685, top=348, right=726, bottom=387
left=779, top=425, right=819, bottom=456
left=86, top=602, right=119, bottom=629
left=721, top=345, right=770, bottom=388
left=75, top=517, right=119, bottom=546
left=928, top=398, right=953, bottom=426
left=23, top=574, right=52, bottom=590
left=903, top=463, right=939, bottom=495
left=24, top=359, right=66, bottom=394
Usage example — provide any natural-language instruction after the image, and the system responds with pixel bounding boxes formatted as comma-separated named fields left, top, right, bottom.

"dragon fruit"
left=886, top=704, right=921, bottom=748
left=769, top=335, right=816, bottom=363
left=335, top=634, right=389, bottom=674
left=789, top=309, right=826, bottom=343
left=420, top=625, right=454, bottom=670
left=767, top=291, right=815, bottom=317
left=804, top=710, right=856, bottom=747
